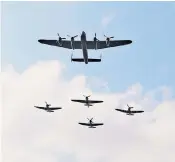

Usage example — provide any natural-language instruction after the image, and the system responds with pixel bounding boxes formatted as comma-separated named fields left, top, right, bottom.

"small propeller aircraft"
left=79, top=118, right=104, bottom=128
left=71, top=95, right=103, bottom=107
left=34, top=101, right=62, bottom=112
left=115, top=104, right=144, bottom=115
left=38, top=31, right=132, bottom=64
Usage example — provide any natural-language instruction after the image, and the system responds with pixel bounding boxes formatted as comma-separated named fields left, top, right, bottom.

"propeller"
left=57, top=33, right=66, bottom=41
left=83, top=95, right=91, bottom=98
left=104, top=35, right=114, bottom=41
left=87, top=118, right=93, bottom=123
left=45, top=101, right=51, bottom=107
left=94, top=33, right=99, bottom=41
left=67, top=35, right=78, bottom=41
left=127, top=104, right=133, bottom=109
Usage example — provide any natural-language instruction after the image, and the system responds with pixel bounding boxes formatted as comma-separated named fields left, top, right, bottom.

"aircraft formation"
left=36, top=31, right=144, bottom=128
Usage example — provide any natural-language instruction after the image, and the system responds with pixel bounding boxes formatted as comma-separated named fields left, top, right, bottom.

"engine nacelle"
left=93, top=39, right=98, bottom=50
left=56, top=38, right=63, bottom=46
left=93, top=33, right=99, bottom=50
left=56, top=34, right=66, bottom=46
left=67, top=35, right=78, bottom=50
left=70, top=38, right=75, bottom=50
left=104, top=35, right=114, bottom=46
left=106, top=39, right=110, bottom=46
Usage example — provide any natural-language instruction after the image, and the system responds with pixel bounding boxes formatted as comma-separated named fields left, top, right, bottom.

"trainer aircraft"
left=79, top=118, right=103, bottom=128
left=115, top=104, right=144, bottom=115
left=34, top=101, right=62, bottom=112
left=38, top=31, right=132, bottom=64
left=71, top=95, right=103, bottom=107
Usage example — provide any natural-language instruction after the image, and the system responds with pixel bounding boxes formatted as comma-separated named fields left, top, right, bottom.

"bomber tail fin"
left=71, top=58, right=84, bottom=62
left=88, top=58, right=101, bottom=62
left=88, top=54, right=102, bottom=62
left=71, top=58, right=101, bottom=62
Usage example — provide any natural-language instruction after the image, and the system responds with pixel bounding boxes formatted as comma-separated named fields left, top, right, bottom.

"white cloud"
left=1, top=60, right=175, bottom=162
left=101, top=13, right=116, bottom=29
left=86, top=76, right=110, bottom=92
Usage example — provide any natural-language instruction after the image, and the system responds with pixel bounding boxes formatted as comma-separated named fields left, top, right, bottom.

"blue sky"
left=2, top=1, right=175, bottom=93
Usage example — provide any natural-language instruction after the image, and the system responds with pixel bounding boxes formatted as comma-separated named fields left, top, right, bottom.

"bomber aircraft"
left=71, top=95, right=103, bottom=107
left=115, top=104, right=144, bottom=115
left=34, top=101, right=62, bottom=112
left=79, top=118, right=103, bottom=128
left=38, top=31, right=132, bottom=64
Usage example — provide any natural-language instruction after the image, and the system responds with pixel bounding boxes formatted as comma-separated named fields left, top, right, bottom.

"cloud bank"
left=1, top=60, right=175, bottom=162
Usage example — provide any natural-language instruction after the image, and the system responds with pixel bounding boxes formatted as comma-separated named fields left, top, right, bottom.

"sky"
left=2, top=1, right=175, bottom=93
left=1, top=1, right=175, bottom=162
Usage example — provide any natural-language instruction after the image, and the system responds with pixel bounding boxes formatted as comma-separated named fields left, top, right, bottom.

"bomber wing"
left=34, top=106, right=46, bottom=110
left=71, top=99, right=86, bottom=103
left=38, top=39, right=82, bottom=49
left=86, top=40, right=132, bottom=49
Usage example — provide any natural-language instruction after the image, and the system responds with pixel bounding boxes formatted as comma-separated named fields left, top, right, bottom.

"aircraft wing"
left=71, top=99, right=86, bottom=103
left=34, top=106, right=46, bottom=110
left=131, top=110, right=144, bottom=113
left=49, top=107, right=62, bottom=110
left=91, top=123, right=103, bottom=126
left=38, top=39, right=82, bottom=49
left=78, top=123, right=90, bottom=126
left=115, top=109, right=128, bottom=113
left=86, top=40, right=132, bottom=49
left=88, top=100, right=103, bottom=103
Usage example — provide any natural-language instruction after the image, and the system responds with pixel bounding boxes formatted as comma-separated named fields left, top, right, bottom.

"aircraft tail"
left=88, top=58, right=101, bottom=62
left=84, top=103, right=93, bottom=106
left=126, top=113, right=134, bottom=116
left=88, top=54, right=102, bottom=62
left=47, top=110, right=54, bottom=112
left=71, top=58, right=84, bottom=62
left=71, top=58, right=101, bottom=62
left=71, top=53, right=102, bottom=63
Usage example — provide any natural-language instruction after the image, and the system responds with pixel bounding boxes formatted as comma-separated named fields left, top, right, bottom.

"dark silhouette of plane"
left=38, top=31, right=132, bottom=64
left=34, top=101, right=62, bottom=112
left=79, top=118, right=103, bottom=128
left=115, top=104, right=144, bottom=115
left=71, top=95, right=103, bottom=107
